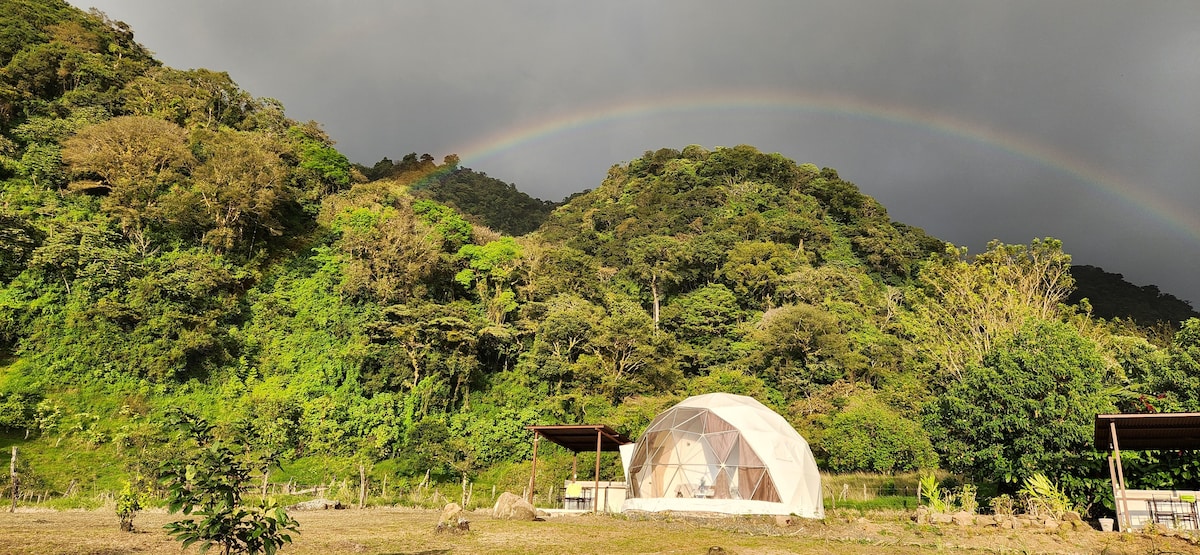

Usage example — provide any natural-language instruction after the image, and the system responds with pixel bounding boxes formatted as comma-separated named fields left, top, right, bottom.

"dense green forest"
left=1068, top=265, right=1200, bottom=329
left=357, top=152, right=559, bottom=236
left=1, top=1, right=1198, bottom=515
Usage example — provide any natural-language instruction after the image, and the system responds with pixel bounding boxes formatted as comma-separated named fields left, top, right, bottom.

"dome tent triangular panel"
left=622, top=393, right=824, bottom=517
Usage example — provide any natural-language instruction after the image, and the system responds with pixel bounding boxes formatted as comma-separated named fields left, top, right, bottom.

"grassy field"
left=0, top=506, right=1196, bottom=555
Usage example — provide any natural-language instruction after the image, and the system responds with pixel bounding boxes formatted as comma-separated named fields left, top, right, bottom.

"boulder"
left=439, top=503, right=464, bottom=526
left=288, top=498, right=344, bottom=511
left=492, top=492, right=538, bottom=521
left=774, top=515, right=794, bottom=527
left=951, top=511, right=975, bottom=526
left=930, top=512, right=954, bottom=525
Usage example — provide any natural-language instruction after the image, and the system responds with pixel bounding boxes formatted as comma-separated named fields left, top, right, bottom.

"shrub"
left=823, top=397, right=937, bottom=473
left=159, top=410, right=299, bottom=554
left=1019, top=473, right=1072, bottom=520
left=116, top=481, right=147, bottom=532
left=918, top=473, right=948, bottom=513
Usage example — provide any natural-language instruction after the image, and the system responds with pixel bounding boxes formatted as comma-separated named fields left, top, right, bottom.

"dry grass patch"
left=0, top=506, right=1197, bottom=554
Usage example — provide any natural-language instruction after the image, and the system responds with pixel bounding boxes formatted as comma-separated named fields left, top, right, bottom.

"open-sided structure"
left=1095, top=412, right=1200, bottom=531
left=526, top=425, right=633, bottom=512
left=622, top=393, right=824, bottom=517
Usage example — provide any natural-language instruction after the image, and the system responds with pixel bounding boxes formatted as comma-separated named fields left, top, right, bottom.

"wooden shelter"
left=526, top=425, right=632, bottom=512
left=1095, top=413, right=1200, bottom=531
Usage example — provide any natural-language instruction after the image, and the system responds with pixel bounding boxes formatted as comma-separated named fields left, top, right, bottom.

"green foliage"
left=408, top=162, right=558, bottom=235
left=926, top=319, right=1116, bottom=487
left=821, top=395, right=937, bottom=473
left=456, top=237, right=523, bottom=324
left=116, top=480, right=147, bottom=531
left=287, top=124, right=352, bottom=199
left=1145, top=318, right=1200, bottom=411
left=1018, top=473, right=1072, bottom=519
left=0, top=390, right=39, bottom=432
left=918, top=473, right=948, bottom=513
left=160, top=410, right=299, bottom=555
left=989, top=494, right=1015, bottom=516
left=958, top=483, right=978, bottom=514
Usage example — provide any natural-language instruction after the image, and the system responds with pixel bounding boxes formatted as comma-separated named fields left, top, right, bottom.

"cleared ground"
left=0, top=506, right=1196, bottom=554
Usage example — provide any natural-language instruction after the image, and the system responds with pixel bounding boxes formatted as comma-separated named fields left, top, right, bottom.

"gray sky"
left=70, top=1, right=1200, bottom=306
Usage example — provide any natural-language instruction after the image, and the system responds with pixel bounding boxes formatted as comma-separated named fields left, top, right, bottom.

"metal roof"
left=526, top=425, right=633, bottom=453
left=1094, top=413, right=1200, bottom=451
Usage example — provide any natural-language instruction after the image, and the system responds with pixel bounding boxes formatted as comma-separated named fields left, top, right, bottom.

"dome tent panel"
left=706, top=430, right=739, bottom=461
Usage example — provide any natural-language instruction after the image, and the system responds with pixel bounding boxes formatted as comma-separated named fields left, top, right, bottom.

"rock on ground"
left=492, top=492, right=537, bottom=521
left=287, top=498, right=344, bottom=511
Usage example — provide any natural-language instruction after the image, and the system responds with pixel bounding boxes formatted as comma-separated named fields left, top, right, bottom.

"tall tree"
left=189, top=128, right=289, bottom=254
left=906, top=238, right=1074, bottom=380
left=926, top=319, right=1115, bottom=486
left=61, top=115, right=194, bottom=237
left=623, top=235, right=685, bottom=327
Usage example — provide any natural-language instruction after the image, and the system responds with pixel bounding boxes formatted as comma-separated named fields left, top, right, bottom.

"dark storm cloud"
left=69, top=0, right=1200, bottom=304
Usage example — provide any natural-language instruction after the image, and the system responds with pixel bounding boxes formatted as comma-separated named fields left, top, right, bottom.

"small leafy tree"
left=159, top=410, right=298, bottom=555
left=116, top=480, right=147, bottom=532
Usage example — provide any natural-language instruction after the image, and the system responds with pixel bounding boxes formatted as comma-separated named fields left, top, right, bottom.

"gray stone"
left=435, top=509, right=470, bottom=535
left=492, top=491, right=537, bottom=521
left=951, top=511, right=975, bottom=526
left=930, top=513, right=954, bottom=525
left=287, top=498, right=344, bottom=511
left=438, top=502, right=463, bottom=526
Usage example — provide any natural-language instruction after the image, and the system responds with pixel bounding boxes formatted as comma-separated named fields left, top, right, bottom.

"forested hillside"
left=1, top=1, right=1198, bottom=515
left=1069, top=264, right=1200, bottom=328
left=359, top=152, right=558, bottom=235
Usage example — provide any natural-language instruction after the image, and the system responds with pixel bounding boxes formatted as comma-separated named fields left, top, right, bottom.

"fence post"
left=9, top=446, right=17, bottom=512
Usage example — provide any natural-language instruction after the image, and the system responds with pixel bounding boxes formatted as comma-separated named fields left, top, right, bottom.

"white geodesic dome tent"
left=621, top=393, right=823, bottom=517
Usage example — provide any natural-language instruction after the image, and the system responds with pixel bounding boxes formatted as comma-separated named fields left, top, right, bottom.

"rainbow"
left=446, top=90, right=1199, bottom=243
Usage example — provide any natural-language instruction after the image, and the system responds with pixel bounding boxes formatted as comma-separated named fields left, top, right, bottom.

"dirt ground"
left=0, top=506, right=1198, bottom=555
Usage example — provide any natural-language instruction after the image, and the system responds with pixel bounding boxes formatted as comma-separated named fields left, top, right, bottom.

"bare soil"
left=0, top=506, right=1197, bottom=554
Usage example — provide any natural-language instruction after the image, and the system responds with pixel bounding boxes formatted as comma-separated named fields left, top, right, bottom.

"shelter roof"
left=1094, top=413, right=1200, bottom=451
left=526, top=425, right=633, bottom=453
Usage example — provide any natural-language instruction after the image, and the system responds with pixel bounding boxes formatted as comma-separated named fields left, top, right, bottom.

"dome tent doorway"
left=622, top=393, right=824, bottom=517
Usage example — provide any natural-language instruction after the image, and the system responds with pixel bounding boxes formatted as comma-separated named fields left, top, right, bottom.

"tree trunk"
left=651, top=275, right=660, bottom=329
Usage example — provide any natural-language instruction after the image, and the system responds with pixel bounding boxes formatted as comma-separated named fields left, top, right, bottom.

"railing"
left=1117, top=489, right=1200, bottom=532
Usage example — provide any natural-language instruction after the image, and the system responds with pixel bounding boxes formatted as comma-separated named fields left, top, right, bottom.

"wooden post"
left=9, top=446, right=17, bottom=513
left=1110, top=421, right=1131, bottom=531
left=593, top=429, right=602, bottom=512
left=358, top=463, right=367, bottom=509
left=1107, top=456, right=1122, bottom=530
left=527, top=433, right=540, bottom=504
